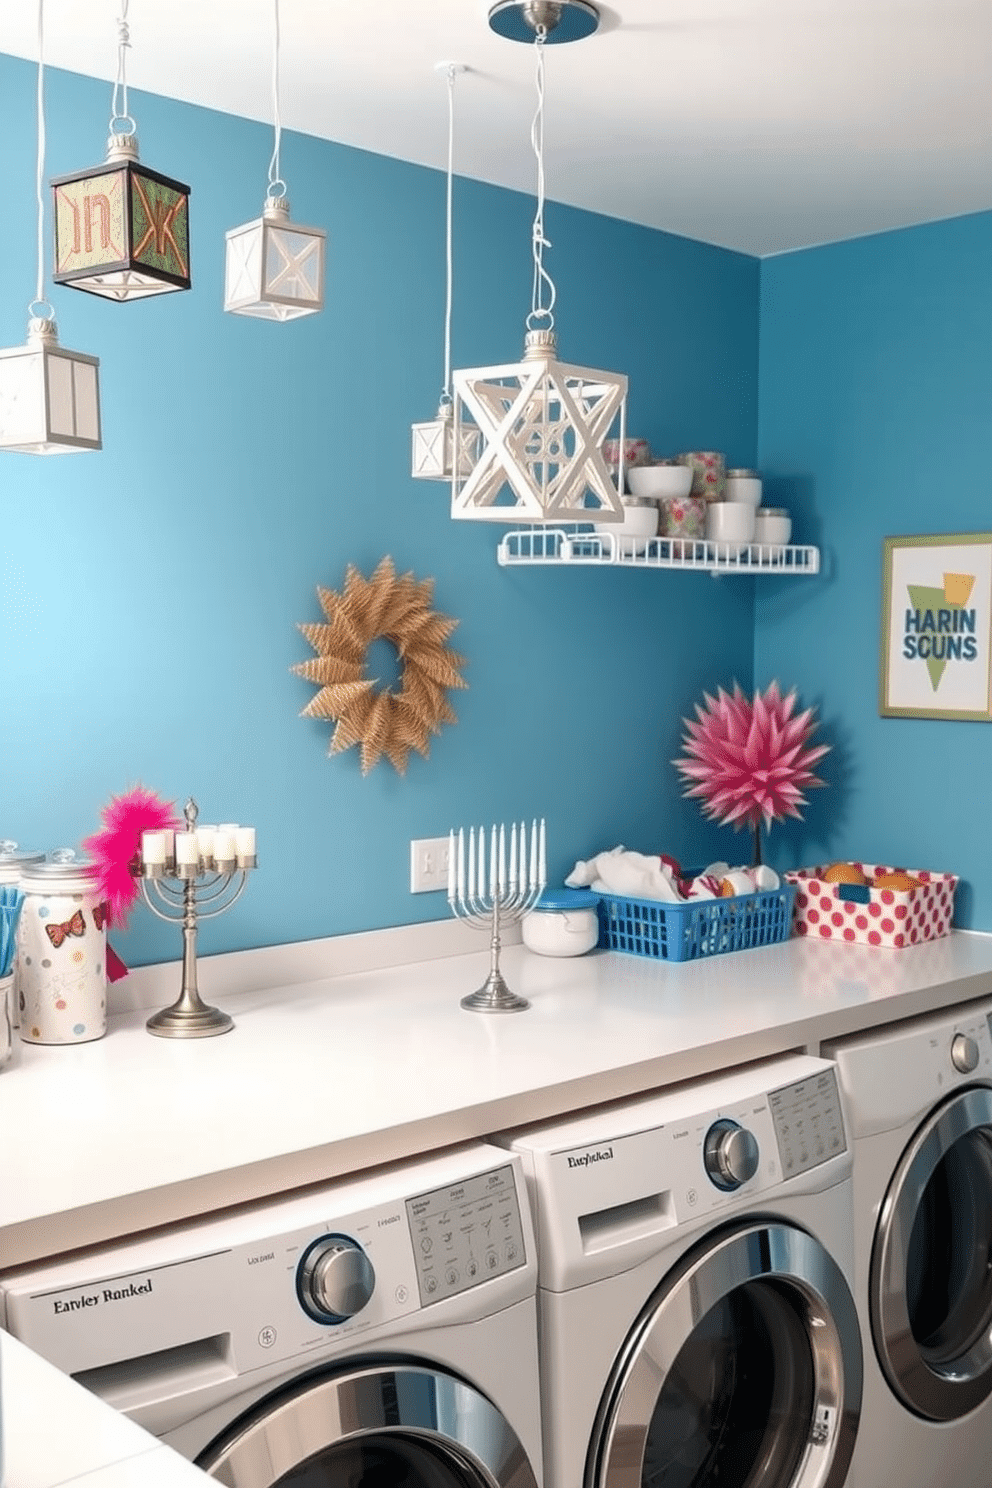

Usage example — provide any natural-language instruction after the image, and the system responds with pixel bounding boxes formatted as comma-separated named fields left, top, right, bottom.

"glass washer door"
left=586, top=1220, right=862, bottom=1488
left=196, top=1361, right=539, bottom=1488
left=870, top=1084, right=992, bottom=1421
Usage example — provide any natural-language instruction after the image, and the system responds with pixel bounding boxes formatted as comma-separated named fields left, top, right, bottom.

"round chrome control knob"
left=951, top=1032, right=980, bottom=1075
left=299, top=1236, right=375, bottom=1323
left=704, top=1119, right=760, bottom=1191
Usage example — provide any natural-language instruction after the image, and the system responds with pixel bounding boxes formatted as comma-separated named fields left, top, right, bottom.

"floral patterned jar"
left=16, top=857, right=107, bottom=1045
left=676, top=451, right=726, bottom=500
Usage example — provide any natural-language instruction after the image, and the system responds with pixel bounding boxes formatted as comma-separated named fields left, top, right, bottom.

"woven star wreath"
left=292, top=556, right=468, bottom=775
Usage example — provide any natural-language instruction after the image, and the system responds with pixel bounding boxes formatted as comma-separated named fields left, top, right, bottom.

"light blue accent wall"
left=0, top=56, right=760, bottom=967
left=756, top=211, right=992, bottom=927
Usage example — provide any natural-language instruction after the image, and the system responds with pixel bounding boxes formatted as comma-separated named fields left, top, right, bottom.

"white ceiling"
left=1, top=0, right=990, bottom=257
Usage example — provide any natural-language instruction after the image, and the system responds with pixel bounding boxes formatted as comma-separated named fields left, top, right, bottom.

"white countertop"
left=5, top=922, right=992, bottom=1270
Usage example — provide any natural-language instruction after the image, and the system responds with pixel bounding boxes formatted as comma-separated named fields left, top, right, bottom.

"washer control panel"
left=768, top=1066, right=846, bottom=1176
left=406, top=1162, right=525, bottom=1306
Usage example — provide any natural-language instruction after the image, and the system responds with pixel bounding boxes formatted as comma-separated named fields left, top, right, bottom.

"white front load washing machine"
left=824, top=999, right=992, bottom=1488
left=0, top=1142, right=543, bottom=1488
left=497, top=1053, right=863, bottom=1488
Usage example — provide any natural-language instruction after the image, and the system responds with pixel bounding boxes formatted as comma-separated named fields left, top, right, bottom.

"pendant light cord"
left=29, top=0, right=53, bottom=320
left=109, top=0, right=135, bottom=136
left=267, top=0, right=286, bottom=197
left=440, top=63, right=457, bottom=406
left=528, top=27, right=556, bottom=331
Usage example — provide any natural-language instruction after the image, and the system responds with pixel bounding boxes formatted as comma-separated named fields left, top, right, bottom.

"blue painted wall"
left=756, top=211, right=992, bottom=927
left=0, top=55, right=760, bottom=966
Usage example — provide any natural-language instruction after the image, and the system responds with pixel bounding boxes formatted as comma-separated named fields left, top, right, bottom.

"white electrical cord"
left=109, top=0, right=135, bottom=136
left=440, top=63, right=457, bottom=405
left=267, top=0, right=286, bottom=197
left=527, top=26, right=556, bottom=331
left=29, top=0, right=53, bottom=319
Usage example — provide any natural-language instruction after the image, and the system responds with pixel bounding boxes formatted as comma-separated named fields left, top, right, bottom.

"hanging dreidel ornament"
left=51, top=0, right=191, bottom=301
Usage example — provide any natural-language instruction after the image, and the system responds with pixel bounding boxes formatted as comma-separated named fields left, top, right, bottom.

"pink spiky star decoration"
left=673, top=681, right=829, bottom=864
left=83, top=785, right=181, bottom=980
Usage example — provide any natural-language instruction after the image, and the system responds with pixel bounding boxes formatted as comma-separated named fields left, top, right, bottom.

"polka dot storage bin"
left=784, top=863, right=958, bottom=948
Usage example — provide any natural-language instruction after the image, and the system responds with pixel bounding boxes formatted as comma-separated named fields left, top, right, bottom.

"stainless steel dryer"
left=824, top=998, right=992, bottom=1488
left=496, top=1053, right=862, bottom=1488
left=0, top=1142, right=543, bottom=1487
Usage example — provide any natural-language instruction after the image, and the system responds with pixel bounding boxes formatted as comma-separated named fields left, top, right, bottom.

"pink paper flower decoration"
left=82, top=785, right=181, bottom=930
left=673, top=681, right=829, bottom=856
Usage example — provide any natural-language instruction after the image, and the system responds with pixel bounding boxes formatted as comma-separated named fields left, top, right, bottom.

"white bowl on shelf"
left=627, top=463, right=694, bottom=500
left=705, top=500, right=755, bottom=557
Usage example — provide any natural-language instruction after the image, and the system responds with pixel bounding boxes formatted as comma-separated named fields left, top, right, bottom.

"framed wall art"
left=879, top=532, right=992, bottom=721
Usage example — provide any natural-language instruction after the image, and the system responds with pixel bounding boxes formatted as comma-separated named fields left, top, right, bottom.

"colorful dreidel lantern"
left=224, top=194, right=326, bottom=321
left=0, top=316, right=101, bottom=454
left=51, top=133, right=191, bottom=302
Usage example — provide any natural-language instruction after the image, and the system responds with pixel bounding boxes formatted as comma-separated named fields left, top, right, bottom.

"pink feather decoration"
left=673, top=681, right=830, bottom=839
left=82, top=785, right=181, bottom=930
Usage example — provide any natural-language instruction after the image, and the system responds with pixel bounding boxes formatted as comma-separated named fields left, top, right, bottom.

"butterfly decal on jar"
left=44, top=909, right=86, bottom=949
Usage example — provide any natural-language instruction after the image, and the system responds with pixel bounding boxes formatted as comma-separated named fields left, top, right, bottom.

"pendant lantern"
left=450, top=1, right=626, bottom=523
left=52, top=2, right=190, bottom=301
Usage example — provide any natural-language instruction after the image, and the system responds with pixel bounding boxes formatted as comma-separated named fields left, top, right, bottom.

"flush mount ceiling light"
left=225, top=0, right=326, bottom=320
left=411, top=63, right=482, bottom=482
left=50, top=0, right=191, bottom=302
left=0, top=0, right=101, bottom=454
left=450, top=0, right=627, bottom=523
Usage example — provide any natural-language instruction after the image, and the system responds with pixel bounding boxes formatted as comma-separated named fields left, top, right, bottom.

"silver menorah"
left=135, top=797, right=257, bottom=1039
left=448, top=819, right=546, bottom=1013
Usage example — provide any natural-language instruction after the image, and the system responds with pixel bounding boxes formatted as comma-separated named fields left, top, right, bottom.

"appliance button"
left=298, top=1237, right=376, bottom=1323
left=951, top=1032, right=980, bottom=1074
left=703, top=1119, right=760, bottom=1191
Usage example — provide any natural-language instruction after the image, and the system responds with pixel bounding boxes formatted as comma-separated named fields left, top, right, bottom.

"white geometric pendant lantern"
left=452, top=328, right=625, bottom=521
left=0, top=317, right=101, bottom=454
left=412, top=401, right=481, bottom=481
left=225, top=196, right=326, bottom=320
left=450, top=1, right=627, bottom=523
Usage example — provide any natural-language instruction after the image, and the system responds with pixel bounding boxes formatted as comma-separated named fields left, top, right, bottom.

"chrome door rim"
left=196, top=1361, right=539, bottom=1488
left=587, top=1219, right=862, bottom=1488
left=871, top=1084, right=992, bottom=1420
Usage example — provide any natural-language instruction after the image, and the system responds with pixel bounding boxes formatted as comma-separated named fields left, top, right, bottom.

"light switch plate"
left=410, top=836, right=451, bottom=893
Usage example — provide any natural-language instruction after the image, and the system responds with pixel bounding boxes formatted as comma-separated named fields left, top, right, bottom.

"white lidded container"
left=522, top=887, right=600, bottom=958
left=0, top=842, right=45, bottom=1034
left=724, top=468, right=763, bottom=506
left=16, top=855, right=107, bottom=1045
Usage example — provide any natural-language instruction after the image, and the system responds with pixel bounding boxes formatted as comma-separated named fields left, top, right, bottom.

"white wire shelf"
left=496, top=526, right=820, bottom=576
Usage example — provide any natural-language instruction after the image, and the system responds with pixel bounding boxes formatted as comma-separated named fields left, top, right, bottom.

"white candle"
left=539, top=818, right=546, bottom=886
left=476, top=826, right=485, bottom=901
left=509, top=823, right=518, bottom=893
left=447, top=830, right=456, bottom=898
left=457, top=828, right=465, bottom=899
left=218, top=822, right=239, bottom=833
left=196, top=826, right=216, bottom=860
left=213, top=830, right=236, bottom=863
left=489, top=826, right=497, bottom=900
left=528, top=819, right=538, bottom=889
left=141, top=831, right=166, bottom=866
left=175, top=831, right=198, bottom=866
left=162, top=829, right=176, bottom=864
left=468, top=828, right=476, bottom=902
left=235, top=827, right=256, bottom=858
left=498, top=824, right=506, bottom=893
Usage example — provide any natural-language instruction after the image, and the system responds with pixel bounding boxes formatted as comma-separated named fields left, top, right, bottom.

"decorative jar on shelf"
left=16, top=856, right=107, bottom=1045
left=522, top=887, right=600, bottom=957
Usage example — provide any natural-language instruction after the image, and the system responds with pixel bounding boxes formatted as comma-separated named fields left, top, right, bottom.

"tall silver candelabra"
left=136, top=798, right=257, bottom=1038
left=448, top=819, right=546, bottom=1013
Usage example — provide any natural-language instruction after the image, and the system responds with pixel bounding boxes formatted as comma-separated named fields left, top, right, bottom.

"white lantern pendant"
left=224, top=0, right=325, bottom=321
left=0, top=0, right=101, bottom=455
left=411, top=63, right=481, bottom=481
left=451, top=2, right=626, bottom=522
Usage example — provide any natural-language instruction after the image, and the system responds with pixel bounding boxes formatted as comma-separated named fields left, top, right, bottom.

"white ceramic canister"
left=753, top=507, right=792, bottom=547
left=522, top=887, right=600, bottom=958
left=724, top=468, right=763, bottom=506
left=16, top=858, right=108, bottom=1045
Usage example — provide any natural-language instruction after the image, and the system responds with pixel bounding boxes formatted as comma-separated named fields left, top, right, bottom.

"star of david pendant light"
left=411, top=64, right=482, bottom=482
left=50, top=0, right=191, bottom=301
left=225, top=0, right=326, bottom=320
left=451, top=0, right=626, bottom=523
left=0, top=0, right=101, bottom=454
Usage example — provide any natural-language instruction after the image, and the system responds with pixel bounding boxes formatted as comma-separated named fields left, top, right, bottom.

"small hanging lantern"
left=1, top=0, right=101, bottom=455
left=411, top=63, right=481, bottom=481
left=224, top=0, right=326, bottom=321
left=51, top=4, right=190, bottom=301
left=450, top=2, right=625, bottom=522
left=0, top=317, right=101, bottom=454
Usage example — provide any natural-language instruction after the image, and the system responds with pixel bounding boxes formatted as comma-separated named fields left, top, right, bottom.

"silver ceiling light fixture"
left=0, top=0, right=101, bottom=454
left=411, top=62, right=482, bottom=481
left=450, top=0, right=626, bottom=523
left=225, top=0, right=326, bottom=320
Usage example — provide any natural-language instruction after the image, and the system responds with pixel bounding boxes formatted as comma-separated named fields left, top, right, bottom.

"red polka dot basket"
left=783, top=863, right=958, bottom=949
